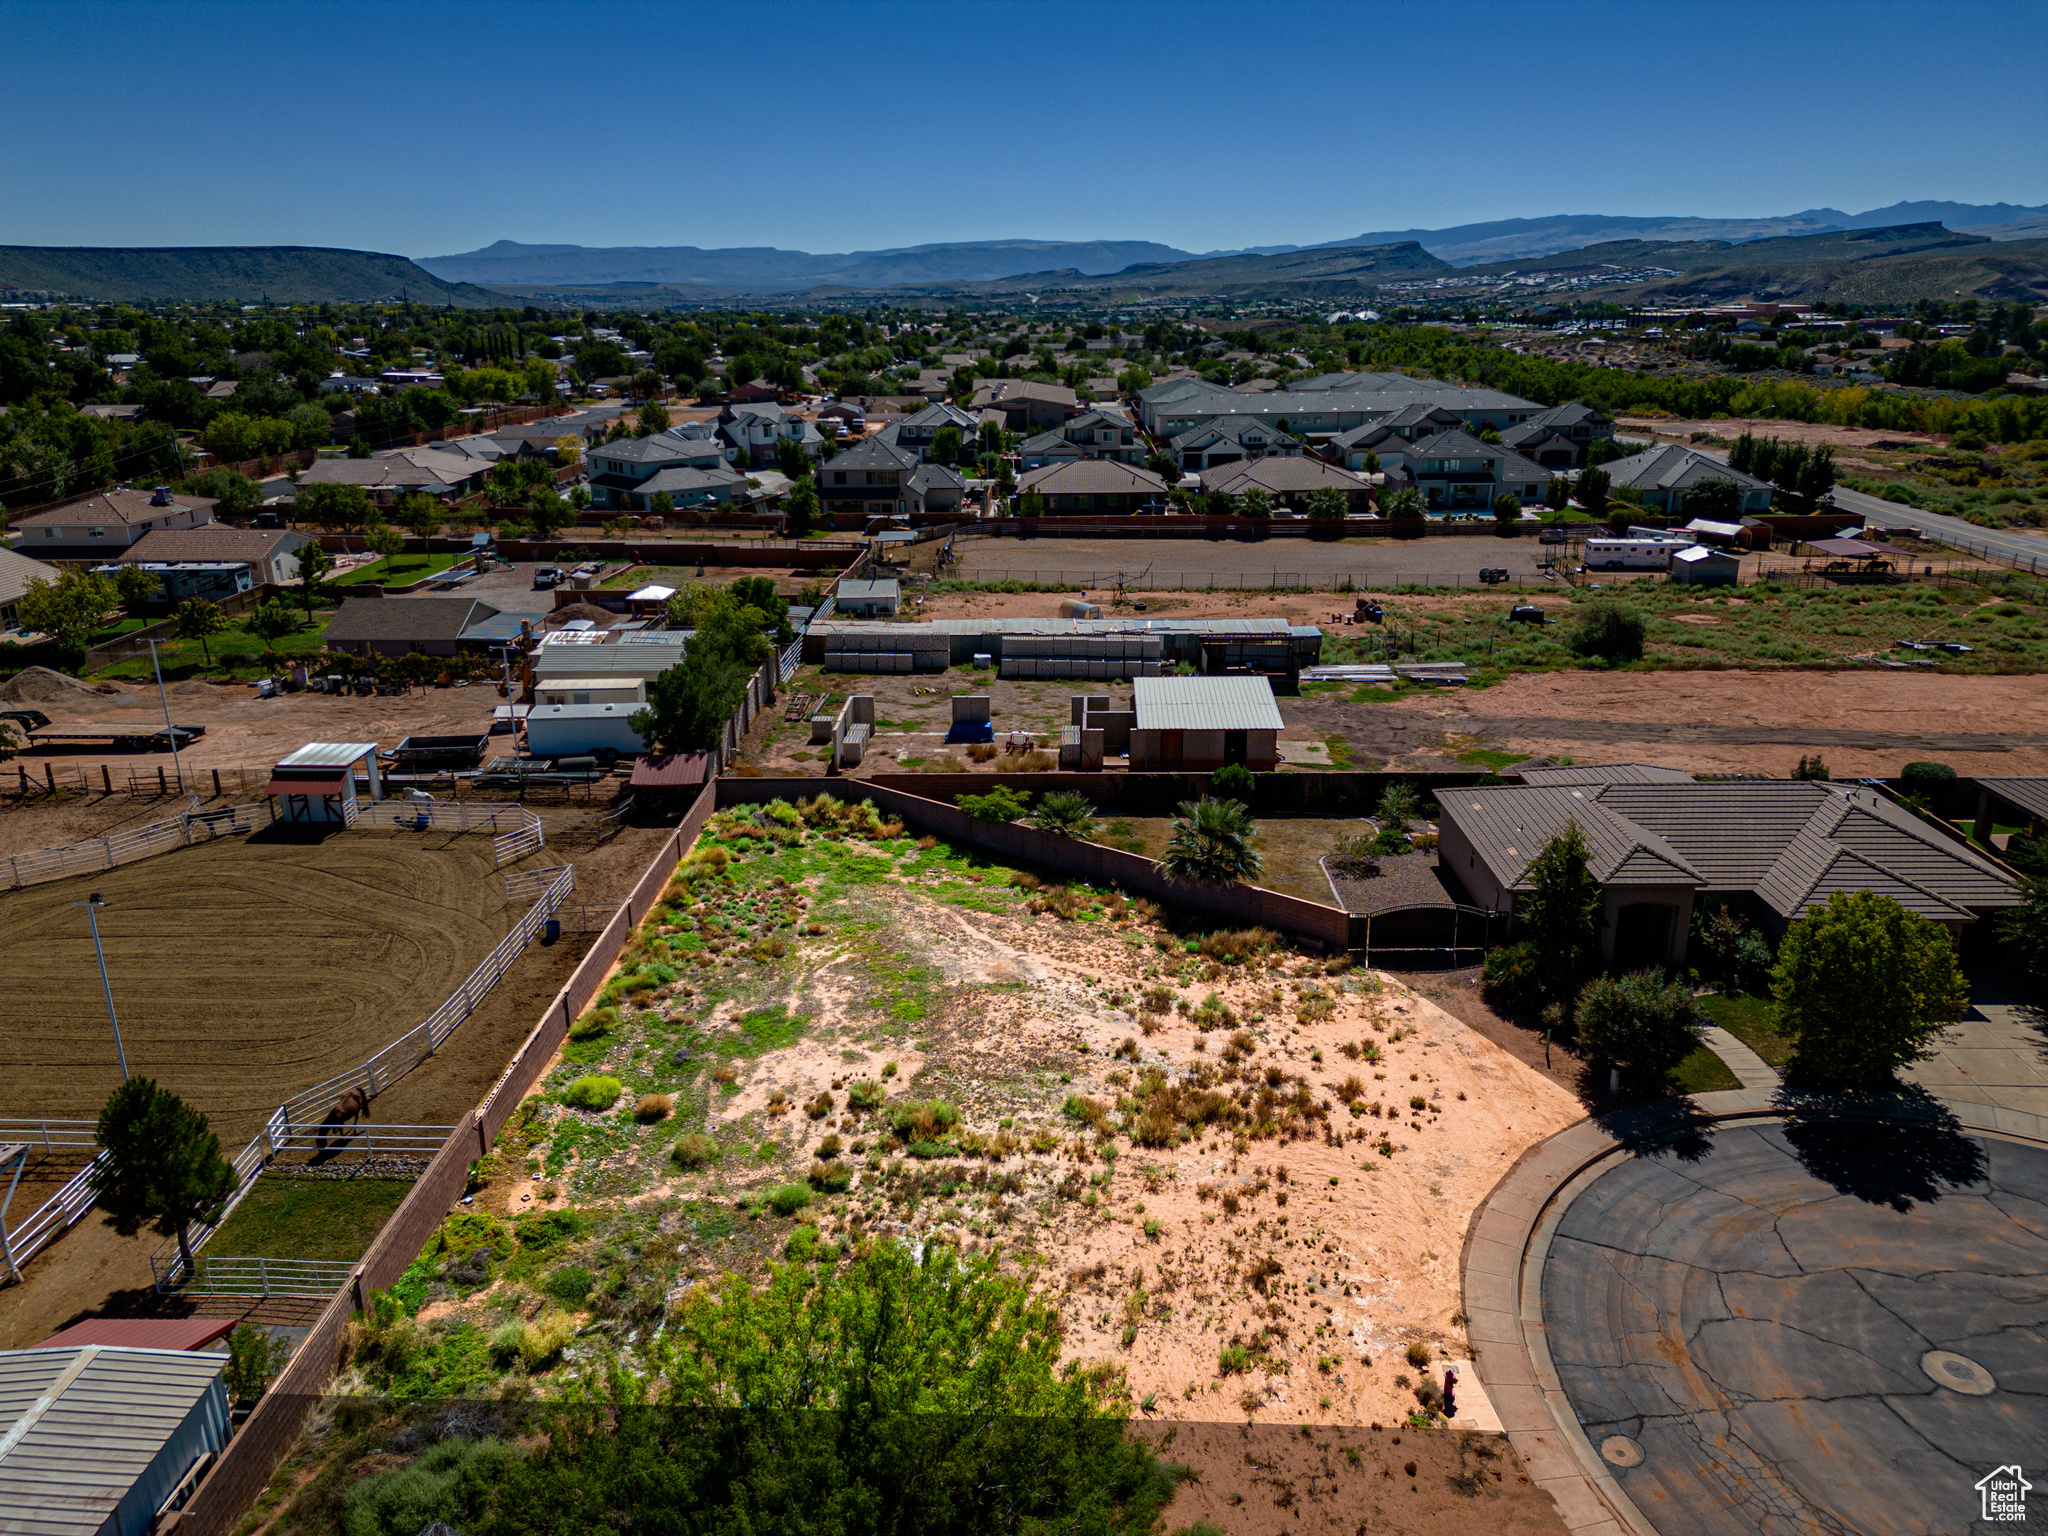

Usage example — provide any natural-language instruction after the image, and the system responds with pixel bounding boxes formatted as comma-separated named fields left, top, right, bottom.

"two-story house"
left=970, top=379, right=1079, bottom=432
left=717, top=403, right=825, bottom=466
left=820, top=435, right=920, bottom=517
left=586, top=433, right=734, bottom=510
left=1600, top=445, right=1774, bottom=514
left=1378, top=429, right=1547, bottom=511
left=1500, top=400, right=1615, bottom=469
left=1019, top=411, right=1146, bottom=470
left=8, top=485, right=217, bottom=561
left=1167, top=415, right=1304, bottom=472
left=887, top=402, right=981, bottom=463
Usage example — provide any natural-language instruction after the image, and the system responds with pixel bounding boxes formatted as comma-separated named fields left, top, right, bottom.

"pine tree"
left=93, top=1078, right=238, bottom=1273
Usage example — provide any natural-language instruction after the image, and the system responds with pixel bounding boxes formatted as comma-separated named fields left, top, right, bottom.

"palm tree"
left=1161, top=797, right=1263, bottom=884
left=1029, top=790, right=1097, bottom=839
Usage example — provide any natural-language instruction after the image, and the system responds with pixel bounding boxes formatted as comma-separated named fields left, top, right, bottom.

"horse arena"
left=0, top=824, right=569, bottom=1149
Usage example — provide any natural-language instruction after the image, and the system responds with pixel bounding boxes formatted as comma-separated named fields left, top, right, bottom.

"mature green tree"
left=929, top=426, right=962, bottom=467
left=1520, top=820, right=1603, bottom=1006
left=178, top=469, right=262, bottom=517
left=1235, top=486, right=1273, bottom=520
left=93, top=1077, right=238, bottom=1273
left=1162, top=796, right=1263, bottom=884
left=1545, top=476, right=1571, bottom=512
left=292, top=541, right=333, bottom=615
left=17, top=569, right=121, bottom=654
left=528, top=488, right=577, bottom=542
left=244, top=600, right=300, bottom=658
left=392, top=491, right=445, bottom=543
left=1771, top=889, right=1970, bottom=1090
left=293, top=481, right=376, bottom=532
left=1382, top=487, right=1425, bottom=519
left=783, top=476, right=820, bottom=538
left=1575, top=971, right=1707, bottom=1091
left=775, top=437, right=812, bottom=481
left=632, top=589, right=774, bottom=754
left=365, top=523, right=405, bottom=565
left=1493, top=492, right=1523, bottom=526
left=1679, top=477, right=1743, bottom=522
left=112, top=564, right=161, bottom=610
left=638, top=402, right=670, bottom=436
left=1019, top=487, right=1046, bottom=518
left=2000, top=877, right=2048, bottom=998
left=342, top=1244, right=1173, bottom=1536
left=1576, top=465, right=1611, bottom=516
left=1029, top=790, right=1098, bottom=838
left=173, top=598, right=227, bottom=666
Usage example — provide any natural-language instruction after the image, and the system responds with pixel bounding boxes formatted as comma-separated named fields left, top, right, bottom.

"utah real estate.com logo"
left=1979, top=1466, right=2030, bottom=1523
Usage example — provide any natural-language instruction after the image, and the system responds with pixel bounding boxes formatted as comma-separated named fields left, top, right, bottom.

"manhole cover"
left=1601, top=1435, right=1645, bottom=1467
left=1920, top=1350, right=1995, bottom=1395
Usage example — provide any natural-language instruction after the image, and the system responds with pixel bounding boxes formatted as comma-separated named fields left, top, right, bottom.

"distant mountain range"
left=0, top=245, right=494, bottom=305
left=419, top=202, right=2048, bottom=289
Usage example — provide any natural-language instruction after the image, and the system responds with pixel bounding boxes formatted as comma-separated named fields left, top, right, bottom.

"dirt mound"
left=546, top=604, right=618, bottom=629
left=0, top=667, right=114, bottom=703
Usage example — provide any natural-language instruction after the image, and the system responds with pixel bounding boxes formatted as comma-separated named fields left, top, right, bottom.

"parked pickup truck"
left=28, top=723, right=205, bottom=753
left=382, top=733, right=492, bottom=772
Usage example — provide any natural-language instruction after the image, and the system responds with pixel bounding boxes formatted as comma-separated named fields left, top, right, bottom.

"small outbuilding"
left=0, top=1344, right=231, bottom=1535
left=835, top=578, right=900, bottom=617
left=1128, top=675, right=1283, bottom=771
left=1669, top=543, right=1742, bottom=587
left=266, top=741, right=384, bottom=824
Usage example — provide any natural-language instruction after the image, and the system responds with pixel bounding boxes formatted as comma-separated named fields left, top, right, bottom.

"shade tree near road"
left=92, top=1076, right=238, bottom=1273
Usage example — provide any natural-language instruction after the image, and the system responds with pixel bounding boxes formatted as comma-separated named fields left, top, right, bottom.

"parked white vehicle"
left=1584, top=537, right=1689, bottom=570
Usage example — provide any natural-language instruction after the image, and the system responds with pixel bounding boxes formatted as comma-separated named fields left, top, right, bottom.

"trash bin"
left=543, top=918, right=561, bottom=943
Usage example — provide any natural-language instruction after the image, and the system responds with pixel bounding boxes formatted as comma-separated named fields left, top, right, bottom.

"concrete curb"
left=1458, top=1089, right=2048, bottom=1536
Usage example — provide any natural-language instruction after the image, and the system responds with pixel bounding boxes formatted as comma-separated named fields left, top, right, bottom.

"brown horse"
left=314, top=1085, right=372, bottom=1154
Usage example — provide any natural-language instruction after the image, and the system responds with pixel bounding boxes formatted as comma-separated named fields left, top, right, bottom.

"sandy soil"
left=1393, top=667, right=2048, bottom=777
left=1618, top=416, right=1945, bottom=451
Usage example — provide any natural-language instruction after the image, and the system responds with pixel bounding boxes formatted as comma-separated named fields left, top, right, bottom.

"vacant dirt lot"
left=954, top=533, right=1561, bottom=588
left=1617, top=415, right=1945, bottom=451
left=1311, top=668, right=2048, bottom=777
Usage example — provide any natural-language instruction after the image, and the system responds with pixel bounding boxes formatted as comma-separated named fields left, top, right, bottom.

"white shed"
left=266, top=741, right=383, bottom=824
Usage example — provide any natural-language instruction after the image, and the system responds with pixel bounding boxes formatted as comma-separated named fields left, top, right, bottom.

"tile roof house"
left=8, top=485, right=218, bottom=559
left=1019, top=410, right=1145, bottom=469
left=1017, top=459, right=1170, bottom=515
left=1437, top=775, right=2022, bottom=969
left=585, top=432, right=734, bottom=510
left=0, top=546, right=63, bottom=630
left=1373, top=429, right=1548, bottom=510
left=115, top=526, right=315, bottom=587
left=819, top=435, right=926, bottom=515
left=717, top=402, right=824, bottom=465
left=1137, top=374, right=1542, bottom=439
left=971, top=379, right=1080, bottom=431
left=1168, top=415, right=1304, bottom=472
left=1501, top=401, right=1614, bottom=468
left=296, top=447, right=487, bottom=503
left=321, top=596, right=506, bottom=657
left=1198, top=455, right=1371, bottom=511
left=891, top=402, right=981, bottom=463
left=1602, top=445, right=1773, bottom=513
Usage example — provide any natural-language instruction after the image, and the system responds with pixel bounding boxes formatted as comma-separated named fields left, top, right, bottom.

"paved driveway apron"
left=1540, top=1121, right=2048, bottom=1535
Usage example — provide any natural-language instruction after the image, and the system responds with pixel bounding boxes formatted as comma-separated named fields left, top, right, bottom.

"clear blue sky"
left=4, top=0, right=2043, bottom=256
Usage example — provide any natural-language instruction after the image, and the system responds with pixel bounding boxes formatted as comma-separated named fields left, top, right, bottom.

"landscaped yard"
left=203, top=1175, right=415, bottom=1261
left=90, top=602, right=338, bottom=680
left=334, top=552, right=466, bottom=586
left=1700, top=989, right=1795, bottom=1067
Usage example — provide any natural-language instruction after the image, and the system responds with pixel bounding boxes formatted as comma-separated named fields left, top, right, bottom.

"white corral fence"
left=2, top=801, right=262, bottom=891
left=503, top=864, right=574, bottom=903
left=268, top=1123, right=460, bottom=1160
left=160, top=1255, right=358, bottom=1297
left=2, top=1146, right=106, bottom=1285
left=352, top=799, right=546, bottom=868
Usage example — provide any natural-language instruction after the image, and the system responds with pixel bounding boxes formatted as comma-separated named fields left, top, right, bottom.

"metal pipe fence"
left=2, top=1150, right=107, bottom=1284
left=159, top=1255, right=358, bottom=1298
left=0, top=1119, right=100, bottom=1152
left=2, top=801, right=260, bottom=891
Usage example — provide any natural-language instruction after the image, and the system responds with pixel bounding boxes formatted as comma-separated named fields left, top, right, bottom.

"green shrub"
left=1901, top=760, right=1957, bottom=793
left=785, top=1223, right=840, bottom=1263
left=1209, top=762, right=1256, bottom=801
left=569, top=1007, right=616, bottom=1041
left=1481, top=941, right=1546, bottom=1015
left=563, top=1075, right=622, bottom=1111
left=1574, top=971, right=1706, bottom=1089
left=543, top=1265, right=594, bottom=1307
left=515, top=1209, right=585, bottom=1249
left=956, top=785, right=1032, bottom=822
left=1568, top=598, right=1646, bottom=663
left=338, top=1436, right=523, bottom=1536
left=808, top=1158, right=852, bottom=1193
left=885, top=1099, right=961, bottom=1139
left=846, top=1079, right=886, bottom=1111
left=672, top=1133, right=715, bottom=1169
left=1218, top=1344, right=1251, bottom=1375
left=767, top=1183, right=814, bottom=1217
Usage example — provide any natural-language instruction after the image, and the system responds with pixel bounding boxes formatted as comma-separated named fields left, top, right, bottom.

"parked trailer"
left=384, top=733, right=491, bottom=772
left=1584, top=538, right=1688, bottom=571
left=28, top=724, right=205, bottom=753
left=523, top=702, right=647, bottom=762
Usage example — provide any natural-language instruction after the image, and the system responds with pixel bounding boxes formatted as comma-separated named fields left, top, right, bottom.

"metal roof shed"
left=0, top=1344, right=230, bottom=1536
left=1131, top=675, right=1285, bottom=733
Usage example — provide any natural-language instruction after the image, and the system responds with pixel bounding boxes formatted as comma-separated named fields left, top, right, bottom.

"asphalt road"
left=1828, top=483, right=2048, bottom=574
left=1541, top=1121, right=2048, bottom=1536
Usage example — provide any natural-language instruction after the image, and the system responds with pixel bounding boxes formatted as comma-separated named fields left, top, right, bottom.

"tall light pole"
left=75, top=892, right=128, bottom=1080
left=146, top=638, right=185, bottom=795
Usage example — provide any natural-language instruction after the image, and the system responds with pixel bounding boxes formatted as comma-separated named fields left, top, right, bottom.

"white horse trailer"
left=1585, top=538, right=1688, bottom=570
